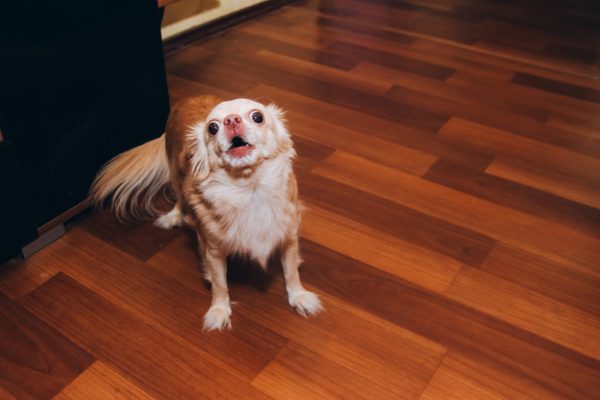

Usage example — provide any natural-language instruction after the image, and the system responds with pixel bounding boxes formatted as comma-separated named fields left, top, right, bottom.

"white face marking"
left=204, top=99, right=282, bottom=168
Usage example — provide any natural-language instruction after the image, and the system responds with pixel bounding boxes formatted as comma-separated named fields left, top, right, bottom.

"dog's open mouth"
left=231, top=136, right=249, bottom=148
left=227, top=136, right=255, bottom=158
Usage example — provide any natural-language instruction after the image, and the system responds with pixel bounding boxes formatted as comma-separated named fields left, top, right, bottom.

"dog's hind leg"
left=281, top=237, right=323, bottom=317
left=154, top=202, right=183, bottom=229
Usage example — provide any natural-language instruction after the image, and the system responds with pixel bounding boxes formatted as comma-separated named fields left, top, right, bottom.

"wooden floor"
left=3, top=0, right=600, bottom=398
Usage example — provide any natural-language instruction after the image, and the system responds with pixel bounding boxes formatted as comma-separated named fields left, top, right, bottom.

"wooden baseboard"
left=162, top=0, right=298, bottom=54
left=22, top=224, right=66, bottom=258
left=37, top=199, right=91, bottom=235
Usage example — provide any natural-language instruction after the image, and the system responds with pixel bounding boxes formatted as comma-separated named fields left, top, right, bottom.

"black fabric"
left=0, top=142, right=37, bottom=264
left=0, top=0, right=170, bottom=234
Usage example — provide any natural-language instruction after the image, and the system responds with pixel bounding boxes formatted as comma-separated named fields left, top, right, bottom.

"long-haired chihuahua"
left=90, top=95, right=323, bottom=331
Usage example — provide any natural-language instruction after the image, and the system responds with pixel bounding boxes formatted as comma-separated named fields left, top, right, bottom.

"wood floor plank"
left=301, top=205, right=463, bottom=293
left=352, top=63, right=550, bottom=122
left=252, top=341, right=398, bottom=400
left=512, top=72, right=600, bottom=104
left=286, top=110, right=438, bottom=176
left=386, top=85, right=600, bottom=158
left=546, top=114, right=600, bottom=139
left=302, top=207, right=463, bottom=293
left=142, top=233, right=202, bottom=279
left=21, top=273, right=271, bottom=400
left=297, top=169, right=496, bottom=268
left=409, top=38, right=600, bottom=90
left=228, top=30, right=360, bottom=71
left=446, top=267, right=600, bottom=359
left=423, top=159, right=600, bottom=237
left=166, top=45, right=257, bottom=97
left=439, top=119, right=600, bottom=208
left=320, top=1, right=598, bottom=78
left=299, top=239, right=600, bottom=400
left=0, top=258, right=57, bottom=299
left=476, top=18, right=551, bottom=52
left=486, top=157, right=600, bottom=209
left=543, top=43, right=599, bottom=66
left=1, top=292, right=94, bottom=400
left=401, top=11, right=482, bottom=44
left=276, top=16, right=514, bottom=82
left=324, top=41, right=455, bottom=80
left=291, top=134, right=336, bottom=172
left=247, top=10, right=340, bottom=49
left=166, top=74, right=238, bottom=104
left=473, top=38, right=598, bottom=80
left=419, top=352, right=570, bottom=400
left=311, top=151, right=600, bottom=273
left=446, top=73, right=600, bottom=125
left=447, top=267, right=600, bottom=359
left=0, top=385, right=18, bottom=400
left=438, top=118, right=600, bottom=183
left=254, top=49, right=391, bottom=95
left=280, top=3, right=422, bottom=41
left=445, top=69, right=514, bottom=89
left=77, top=211, right=179, bottom=261
left=53, top=362, right=155, bottom=400
left=482, top=244, right=600, bottom=317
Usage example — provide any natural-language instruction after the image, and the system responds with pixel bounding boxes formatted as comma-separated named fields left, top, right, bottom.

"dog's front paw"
left=288, top=290, right=324, bottom=317
left=203, top=303, right=232, bottom=331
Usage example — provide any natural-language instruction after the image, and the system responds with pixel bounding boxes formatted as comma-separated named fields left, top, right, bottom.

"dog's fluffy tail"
left=90, top=134, right=169, bottom=220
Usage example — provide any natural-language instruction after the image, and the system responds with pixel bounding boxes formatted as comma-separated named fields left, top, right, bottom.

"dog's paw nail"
left=288, top=290, right=323, bottom=317
left=203, top=303, right=232, bottom=331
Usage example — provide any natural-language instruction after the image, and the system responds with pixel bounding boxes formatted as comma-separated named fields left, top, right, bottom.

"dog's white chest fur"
left=200, top=159, right=294, bottom=264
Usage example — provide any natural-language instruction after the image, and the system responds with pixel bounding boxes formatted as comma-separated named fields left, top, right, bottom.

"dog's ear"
left=267, top=103, right=291, bottom=140
left=185, top=122, right=211, bottom=181
left=176, top=95, right=221, bottom=180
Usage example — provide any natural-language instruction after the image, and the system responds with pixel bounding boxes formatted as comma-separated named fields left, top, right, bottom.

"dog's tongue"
left=227, top=144, right=254, bottom=158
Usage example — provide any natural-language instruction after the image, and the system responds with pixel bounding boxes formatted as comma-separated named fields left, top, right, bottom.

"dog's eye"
left=207, top=122, right=219, bottom=135
left=251, top=111, right=264, bottom=124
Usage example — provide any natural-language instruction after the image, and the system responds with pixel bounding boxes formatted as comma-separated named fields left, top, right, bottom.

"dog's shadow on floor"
left=225, top=254, right=279, bottom=293
left=183, top=232, right=280, bottom=293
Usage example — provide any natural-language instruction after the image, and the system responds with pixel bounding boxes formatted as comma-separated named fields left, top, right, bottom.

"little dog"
left=90, top=95, right=322, bottom=331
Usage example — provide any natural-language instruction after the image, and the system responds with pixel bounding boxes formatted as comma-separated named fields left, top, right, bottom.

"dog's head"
left=189, top=98, right=293, bottom=177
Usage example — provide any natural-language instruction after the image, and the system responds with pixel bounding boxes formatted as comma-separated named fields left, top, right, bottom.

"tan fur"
left=90, top=95, right=322, bottom=331
left=165, top=95, right=222, bottom=185
left=90, top=134, right=169, bottom=220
